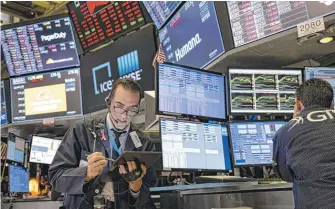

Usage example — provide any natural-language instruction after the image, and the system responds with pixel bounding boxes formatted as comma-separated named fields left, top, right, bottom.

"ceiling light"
left=3, top=1, right=6, bottom=4
left=318, top=36, right=334, bottom=44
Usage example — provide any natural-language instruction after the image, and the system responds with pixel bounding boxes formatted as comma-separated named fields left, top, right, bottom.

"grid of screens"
left=143, top=1, right=182, bottom=29
left=227, top=1, right=335, bottom=47
left=305, top=67, right=335, bottom=109
left=160, top=118, right=231, bottom=171
left=10, top=68, right=83, bottom=122
left=229, top=68, right=302, bottom=114
left=230, top=121, right=287, bottom=166
left=67, top=1, right=145, bottom=52
left=9, top=165, right=29, bottom=193
left=1, top=81, right=7, bottom=125
left=30, top=136, right=61, bottom=165
left=158, top=63, right=227, bottom=120
left=159, top=1, right=224, bottom=69
left=1, top=16, right=79, bottom=76
left=7, top=135, right=25, bottom=163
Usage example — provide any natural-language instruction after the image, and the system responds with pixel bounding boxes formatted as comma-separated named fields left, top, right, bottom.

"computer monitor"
left=157, top=63, right=227, bottom=120
left=30, top=136, right=61, bottom=165
left=143, top=1, right=182, bottom=29
left=9, top=165, right=29, bottom=193
left=305, top=67, right=335, bottom=109
left=160, top=118, right=232, bottom=171
left=159, top=1, right=225, bottom=69
left=10, top=68, right=83, bottom=122
left=1, top=80, right=7, bottom=125
left=6, top=135, right=25, bottom=163
left=228, top=68, right=303, bottom=114
left=229, top=120, right=287, bottom=166
left=1, top=14, right=80, bottom=76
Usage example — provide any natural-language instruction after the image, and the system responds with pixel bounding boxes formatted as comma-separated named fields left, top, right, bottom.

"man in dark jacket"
left=49, top=79, right=157, bottom=209
left=273, top=78, right=335, bottom=209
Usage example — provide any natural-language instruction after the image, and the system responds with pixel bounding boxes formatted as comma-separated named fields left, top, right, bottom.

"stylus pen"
left=85, top=154, right=115, bottom=162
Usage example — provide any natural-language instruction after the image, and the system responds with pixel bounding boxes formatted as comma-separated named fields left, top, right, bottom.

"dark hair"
left=106, top=78, right=142, bottom=105
left=296, top=78, right=333, bottom=108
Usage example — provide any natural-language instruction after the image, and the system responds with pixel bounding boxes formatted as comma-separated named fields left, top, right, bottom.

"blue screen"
left=159, top=1, right=224, bottom=69
left=143, top=1, right=182, bottom=29
left=160, top=118, right=231, bottom=171
left=305, top=67, right=335, bottom=110
left=158, top=63, right=227, bottom=119
left=230, top=121, right=287, bottom=166
left=1, top=81, right=7, bottom=125
left=9, top=165, right=29, bottom=193
left=7, top=140, right=15, bottom=161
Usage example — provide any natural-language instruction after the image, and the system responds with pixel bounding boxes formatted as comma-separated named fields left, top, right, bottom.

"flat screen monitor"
left=67, top=1, right=146, bottom=53
left=6, top=135, right=25, bottom=163
left=229, top=120, right=287, bottom=166
left=305, top=67, right=335, bottom=109
left=1, top=15, right=80, bottom=76
left=228, top=68, right=303, bottom=114
left=10, top=68, right=83, bottom=123
left=9, top=165, right=29, bottom=193
left=1, top=80, right=7, bottom=125
left=159, top=1, right=224, bottom=69
left=157, top=63, right=227, bottom=120
left=227, top=1, right=335, bottom=47
left=160, top=118, right=232, bottom=171
left=30, top=136, right=61, bottom=165
left=143, top=1, right=182, bottom=29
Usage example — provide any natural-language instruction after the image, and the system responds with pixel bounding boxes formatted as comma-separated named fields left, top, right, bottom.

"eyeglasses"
left=112, top=101, right=139, bottom=117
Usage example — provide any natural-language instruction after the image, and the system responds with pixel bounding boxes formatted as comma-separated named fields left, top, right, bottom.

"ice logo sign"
left=92, top=62, right=114, bottom=95
left=117, top=50, right=142, bottom=81
left=175, top=33, right=202, bottom=62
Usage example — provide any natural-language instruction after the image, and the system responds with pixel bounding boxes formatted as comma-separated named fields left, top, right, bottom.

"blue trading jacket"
left=273, top=105, right=335, bottom=209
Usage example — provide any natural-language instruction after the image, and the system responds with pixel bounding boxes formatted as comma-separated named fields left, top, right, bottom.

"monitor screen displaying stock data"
left=159, top=1, right=224, bottom=69
left=157, top=63, right=227, bottom=120
left=9, top=165, right=29, bottom=193
left=30, top=136, right=61, bottom=165
left=10, top=68, right=83, bottom=122
left=230, top=121, right=287, bottom=166
left=1, top=81, right=7, bottom=125
left=227, top=1, right=335, bottom=47
left=229, top=68, right=302, bottom=114
left=305, top=67, right=335, bottom=109
left=143, top=1, right=182, bottom=29
left=1, top=16, right=79, bottom=76
left=160, top=118, right=231, bottom=171
left=67, top=1, right=145, bottom=52
left=6, top=135, right=25, bottom=163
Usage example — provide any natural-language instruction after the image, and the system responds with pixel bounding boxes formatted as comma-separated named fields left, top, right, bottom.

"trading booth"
left=1, top=1, right=335, bottom=209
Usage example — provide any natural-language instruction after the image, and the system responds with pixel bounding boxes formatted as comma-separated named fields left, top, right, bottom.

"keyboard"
left=194, top=175, right=252, bottom=183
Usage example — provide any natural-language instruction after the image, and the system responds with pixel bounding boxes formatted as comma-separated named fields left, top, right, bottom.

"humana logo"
left=41, top=32, right=67, bottom=42
left=175, top=33, right=202, bottom=62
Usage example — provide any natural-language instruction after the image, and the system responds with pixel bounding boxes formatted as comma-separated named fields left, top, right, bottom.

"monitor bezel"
left=228, top=119, right=288, bottom=167
left=1, top=13, right=80, bottom=77
left=10, top=68, right=83, bottom=123
left=29, top=135, right=61, bottom=165
left=227, top=67, right=304, bottom=116
left=156, top=62, right=228, bottom=121
left=159, top=117, right=233, bottom=172
left=66, top=1, right=147, bottom=54
left=9, top=164, right=29, bottom=193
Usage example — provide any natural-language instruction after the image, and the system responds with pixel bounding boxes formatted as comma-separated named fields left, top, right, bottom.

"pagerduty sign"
left=41, top=32, right=67, bottom=42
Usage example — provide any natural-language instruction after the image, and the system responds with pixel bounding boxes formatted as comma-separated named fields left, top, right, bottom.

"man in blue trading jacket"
left=49, top=79, right=157, bottom=209
left=273, top=78, right=335, bottom=209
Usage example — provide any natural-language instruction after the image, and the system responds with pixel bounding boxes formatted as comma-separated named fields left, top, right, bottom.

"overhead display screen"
left=67, top=1, right=145, bottom=52
left=227, top=1, right=335, bottom=47
left=1, top=16, right=80, bottom=76
left=143, top=1, right=182, bottom=29
left=30, top=136, right=61, bottom=165
left=160, top=118, right=231, bottom=171
left=159, top=1, right=224, bottom=69
left=158, top=63, right=227, bottom=120
left=229, top=68, right=302, bottom=114
left=10, top=68, right=83, bottom=122
left=9, top=165, right=29, bottom=193
left=305, top=67, right=335, bottom=109
left=80, top=25, right=156, bottom=114
left=230, top=121, right=287, bottom=166
left=1, top=81, right=7, bottom=125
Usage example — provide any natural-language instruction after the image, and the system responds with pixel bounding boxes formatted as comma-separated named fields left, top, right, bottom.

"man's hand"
left=119, top=162, right=147, bottom=192
left=85, top=152, right=107, bottom=181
